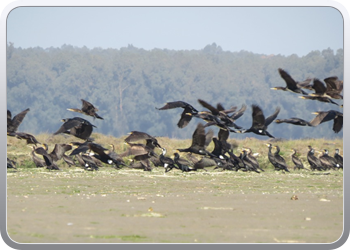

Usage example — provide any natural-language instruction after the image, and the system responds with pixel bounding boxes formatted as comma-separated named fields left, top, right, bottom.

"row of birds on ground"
left=7, top=68, right=343, bottom=173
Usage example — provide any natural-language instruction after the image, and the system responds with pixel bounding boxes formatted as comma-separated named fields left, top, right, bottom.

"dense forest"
left=6, top=42, right=344, bottom=140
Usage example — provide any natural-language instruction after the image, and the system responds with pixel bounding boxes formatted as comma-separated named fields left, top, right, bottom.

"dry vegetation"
left=7, top=132, right=343, bottom=171
left=6, top=133, right=344, bottom=244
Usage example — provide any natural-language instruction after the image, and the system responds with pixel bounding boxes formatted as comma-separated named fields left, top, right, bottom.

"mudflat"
left=6, top=167, right=343, bottom=244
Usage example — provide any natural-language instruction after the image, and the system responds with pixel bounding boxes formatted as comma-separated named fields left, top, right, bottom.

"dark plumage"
left=238, top=105, right=280, bottom=138
left=7, top=158, right=17, bottom=169
left=156, top=101, right=198, bottom=128
left=272, top=146, right=289, bottom=172
left=318, top=149, right=340, bottom=170
left=7, top=108, right=30, bottom=133
left=124, top=131, right=162, bottom=149
left=271, top=68, right=310, bottom=94
left=307, top=146, right=324, bottom=171
left=299, top=95, right=339, bottom=106
left=309, top=78, right=343, bottom=100
left=309, top=110, right=343, bottom=133
left=334, top=149, right=343, bottom=169
left=266, top=143, right=278, bottom=170
left=67, top=99, right=103, bottom=119
left=30, top=145, right=46, bottom=168
left=291, top=149, right=307, bottom=170
left=275, top=118, right=312, bottom=126
left=8, top=132, right=40, bottom=145
left=177, top=123, right=214, bottom=156
left=159, top=148, right=177, bottom=172
left=173, top=152, right=196, bottom=172
left=54, top=117, right=96, bottom=141
left=34, top=143, right=72, bottom=170
left=243, top=147, right=264, bottom=172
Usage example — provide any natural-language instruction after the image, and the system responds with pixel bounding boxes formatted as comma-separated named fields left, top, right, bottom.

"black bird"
left=7, top=158, right=17, bottom=169
left=156, top=101, right=198, bottom=128
left=88, top=142, right=126, bottom=169
left=323, top=76, right=343, bottom=99
left=173, top=152, right=196, bottom=172
left=29, top=145, right=46, bottom=168
left=240, top=149, right=261, bottom=173
left=334, top=149, right=343, bottom=169
left=272, top=146, right=290, bottom=172
left=291, top=149, right=307, bottom=170
left=75, top=153, right=100, bottom=171
left=299, top=95, right=339, bottom=106
left=307, top=146, right=324, bottom=171
left=271, top=68, right=310, bottom=94
left=266, top=143, right=278, bottom=170
left=275, top=117, right=312, bottom=126
left=8, top=132, right=40, bottom=146
left=192, top=157, right=224, bottom=171
left=124, top=131, right=162, bottom=149
left=308, top=78, right=343, bottom=100
left=177, top=123, right=215, bottom=156
left=238, top=105, right=280, bottom=138
left=54, top=117, right=96, bottom=141
left=34, top=143, right=72, bottom=170
left=159, top=148, right=177, bottom=172
left=197, top=99, right=241, bottom=130
left=242, top=147, right=264, bottom=172
left=317, top=149, right=340, bottom=170
left=7, top=108, right=30, bottom=134
left=309, top=110, right=343, bottom=133
left=67, top=99, right=103, bottom=119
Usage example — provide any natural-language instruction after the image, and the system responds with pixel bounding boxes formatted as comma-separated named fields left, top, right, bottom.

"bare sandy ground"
left=6, top=167, right=343, bottom=244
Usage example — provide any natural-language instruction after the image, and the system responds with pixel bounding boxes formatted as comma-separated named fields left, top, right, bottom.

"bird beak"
left=312, top=112, right=319, bottom=115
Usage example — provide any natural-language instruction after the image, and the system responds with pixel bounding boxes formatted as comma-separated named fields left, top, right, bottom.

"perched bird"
left=68, top=99, right=103, bottom=119
left=238, top=105, right=280, bottom=138
left=307, top=146, right=324, bottom=171
left=7, top=158, right=17, bottom=169
left=34, top=143, right=72, bottom=170
left=291, top=149, right=307, bottom=170
left=242, top=147, right=264, bottom=172
left=271, top=68, right=310, bottom=94
left=7, top=108, right=30, bottom=134
left=240, top=149, right=261, bottom=173
left=192, top=157, right=224, bottom=171
left=334, top=149, right=343, bottom=169
left=272, top=146, right=290, bottom=172
left=309, top=110, right=343, bottom=133
left=29, top=145, right=46, bottom=168
left=275, top=117, right=312, bottom=126
left=87, top=142, right=126, bottom=168
left=156, top=101, right=198, bottom=128
left=173, top=152, right=196, bottom=172
left=54, top=117, right=96, bottom=141
left=266, top=143, right=278, bottom=170
left=318, top=149, right=340, bottom=170
left=159, top=148, right=177, bottom=172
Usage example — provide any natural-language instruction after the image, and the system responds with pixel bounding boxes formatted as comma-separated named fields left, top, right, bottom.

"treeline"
left=6, top=42, right=343, bottom=140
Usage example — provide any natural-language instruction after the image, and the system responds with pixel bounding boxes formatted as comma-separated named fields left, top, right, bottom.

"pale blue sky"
left=7, top=6, right=343, bottom=56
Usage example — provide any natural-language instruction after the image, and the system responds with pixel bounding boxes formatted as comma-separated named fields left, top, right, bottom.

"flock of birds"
left=7, top=68, right=343, bottom=173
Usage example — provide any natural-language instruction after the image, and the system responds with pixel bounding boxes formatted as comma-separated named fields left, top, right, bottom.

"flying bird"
left=67, top=99, right=103, bottom=119
left=238, top=105, right=280, bottom=138
left=156, top=101, right=198, bottom=128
